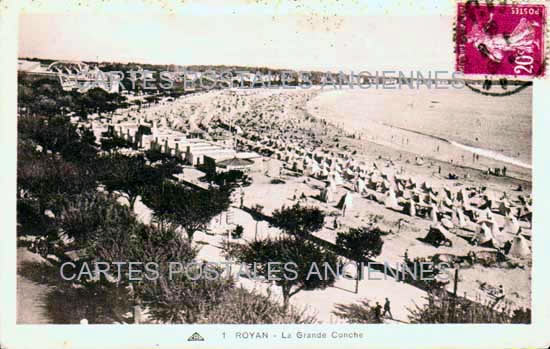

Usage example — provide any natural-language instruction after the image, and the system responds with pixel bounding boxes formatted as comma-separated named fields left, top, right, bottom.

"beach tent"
left=453, top=208, right=471, bottom=229
left=457, top=188, right=468, bottom=203
left=443, top=196, right=454, bottom=209
left=354, top=178, right=366, bottom=194
left=509, top=235, right=530, bottom=258
left=491, top=222, right=509, bottom=244
left=333, top=172, right=344, bottom=186
left=384, top=190, right=400, bottom=210
left=437, top=190, right=447, bottom=204
left=443, top=186, right=453, bottom=200
left=481, top=208, right=496, bottom=224
left=502, top=214, right=520, bottom=235
left=430, top=204, right=439, bottom=223
left=441, top=218, right=454, bottom=230
left=327, top=178, right=337, bottom=192
left=422, top=224, right=452, bottom=247
left=337, top=191, right=354, bottom=210
left=304, top=162, right=320, bottom=177
left=320, top=187, right=334, bottom=203
left=498, top=200, right=512, bottom=215
left=345, top=168, right=355, bottom=179
left=407, top=199, right=416, bottom=217
left=370, top=172, right=382, bottom=184
left=474, top=223, right=499, bottom=248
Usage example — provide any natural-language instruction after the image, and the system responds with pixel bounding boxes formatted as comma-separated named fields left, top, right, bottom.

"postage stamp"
left=3, top=0, right=550, bottom=348
left=456, top=2, right=547, bottom=77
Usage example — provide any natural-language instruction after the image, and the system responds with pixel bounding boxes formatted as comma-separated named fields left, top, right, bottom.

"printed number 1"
left=222, top=332, right=226, bottom=339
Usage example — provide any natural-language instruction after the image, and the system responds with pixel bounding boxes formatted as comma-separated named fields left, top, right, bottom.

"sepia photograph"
left=1, top=0, right=548, bottom=348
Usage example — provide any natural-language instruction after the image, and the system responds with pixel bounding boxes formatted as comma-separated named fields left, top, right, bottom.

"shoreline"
left=306, top=89, right=532, bottom=183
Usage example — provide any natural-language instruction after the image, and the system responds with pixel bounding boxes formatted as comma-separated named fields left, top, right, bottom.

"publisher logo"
left=188, top=332, right=205, bottom=342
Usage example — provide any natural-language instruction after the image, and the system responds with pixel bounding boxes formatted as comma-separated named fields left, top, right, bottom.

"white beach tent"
left=354, top=178, right=366, bottom=194
left=408, top=198, right=416, bottom=217
left=320, top=187, right=334, bottom=203
left=328, top=178, right=337, bottom=192
left=332, top=172, right=344, bottom=186
left=338, top=191, right=354, bottom=210
left=503, top=214, right=520, bottom=235
left=430, top=204, right=439, bottom=223
left=305, top=162, right=321, bottom=177
left=509, top=235, right=530, bottom=258
left=384, top=190, right=399, bottom=210
left=475, top=222, right=499, bottom=247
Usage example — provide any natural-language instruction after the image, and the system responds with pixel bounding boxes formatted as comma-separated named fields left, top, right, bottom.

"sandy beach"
left=155, top=86, right=532, bottom=320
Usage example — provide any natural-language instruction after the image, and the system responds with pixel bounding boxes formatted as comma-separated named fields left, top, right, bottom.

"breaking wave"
left=448, top=140, right=532, bottom=170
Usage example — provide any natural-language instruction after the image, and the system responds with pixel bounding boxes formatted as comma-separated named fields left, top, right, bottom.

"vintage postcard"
left=1, top=0, right=549, bottom=348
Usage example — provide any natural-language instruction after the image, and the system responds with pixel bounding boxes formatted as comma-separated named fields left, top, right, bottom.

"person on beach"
left=374, top=302, right=383, bottom=323
left=299, top=192, right=307, bottom=204
left=492, top=285, right=505, bottom=307
left=239, top=186, right=244, bottom=209
left=383, top=298, right=393, bottom=319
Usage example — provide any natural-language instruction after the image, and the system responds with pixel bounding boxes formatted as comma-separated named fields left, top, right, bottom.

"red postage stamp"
left=456, top=2, right=546, bottom=77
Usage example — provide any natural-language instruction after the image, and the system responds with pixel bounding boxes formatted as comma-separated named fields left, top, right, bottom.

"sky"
left=18, top=0, right=456, bottom=72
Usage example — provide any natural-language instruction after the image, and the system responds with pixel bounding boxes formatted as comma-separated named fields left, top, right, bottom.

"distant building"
left=18, top=59, right=120, bottom=93
left=204, top=151, right=263, bottom=173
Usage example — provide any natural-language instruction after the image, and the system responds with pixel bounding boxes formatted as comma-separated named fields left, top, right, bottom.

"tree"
left=48, top=206, right=199, bottom=323
left=144, top=149, right=184, bottom=180
left=100, top=134, right=136, bottom=152
left=142, top=181, right=231, bottom=242
left=44, top=275, right=132, bottom=324
left=17, top=150, right=97, bottom=215
left=336, top=226, right=384, bottom=293
left=250, top=204, right=264, bottom=240
left=271, top=203, right=325, bottom=238
left=82, top=211, right=199, bottom=323
left=196, top=287, right=316, bottom=324
left=99, top=154, right=156, bottom=210
left=145, top=148, right=173, bottom=163
left=141, top=268, right=234, bottom=323
left=18, top=115, right=79, bottom=154
left=232, top=236, right=340, bottom=309
left=56, top=191, right=137, bottom=247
